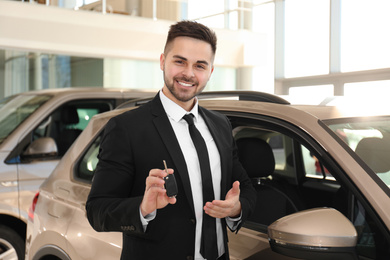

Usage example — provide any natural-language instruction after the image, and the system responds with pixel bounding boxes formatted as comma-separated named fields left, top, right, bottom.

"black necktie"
left=183, top=113, right=218, bottom=260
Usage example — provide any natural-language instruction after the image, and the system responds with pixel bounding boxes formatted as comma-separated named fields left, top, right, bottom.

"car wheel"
left=0, top=225, right=25, bottom=260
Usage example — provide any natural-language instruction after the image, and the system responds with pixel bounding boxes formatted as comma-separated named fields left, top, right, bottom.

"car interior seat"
left=236, top=137, right=305, bottom=225
left=56, top=106, right=82, bottom=156
left=355, top=137, right=390, bottom=174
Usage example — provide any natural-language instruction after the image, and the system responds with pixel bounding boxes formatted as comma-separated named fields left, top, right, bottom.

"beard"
left=163, top=72, right=206, bottom=103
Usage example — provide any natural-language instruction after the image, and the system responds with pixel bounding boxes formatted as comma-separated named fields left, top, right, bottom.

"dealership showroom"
left=1, top=1, right=390, bottom=260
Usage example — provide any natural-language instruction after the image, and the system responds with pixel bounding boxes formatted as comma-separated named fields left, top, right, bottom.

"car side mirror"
left=268, top=207, right=358, bottom=260
left=22, top=137, right=58, bottom=159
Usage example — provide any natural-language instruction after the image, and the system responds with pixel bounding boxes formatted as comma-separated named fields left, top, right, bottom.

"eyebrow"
left=173, top=55, right=209, bottom=66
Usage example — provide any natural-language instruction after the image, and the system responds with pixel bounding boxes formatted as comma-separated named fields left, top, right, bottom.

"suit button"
left=129, top=225, right=135, bottom=231
left=186, top=256, right=193, bottom=260
left=190, top=219, right=196, bottom=225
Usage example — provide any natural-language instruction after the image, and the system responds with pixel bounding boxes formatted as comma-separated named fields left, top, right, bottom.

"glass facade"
left=1, top=0, right=390, bottom=101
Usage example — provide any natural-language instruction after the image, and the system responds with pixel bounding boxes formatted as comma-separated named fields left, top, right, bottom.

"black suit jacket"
left=86, top=94, right=256, bottom=260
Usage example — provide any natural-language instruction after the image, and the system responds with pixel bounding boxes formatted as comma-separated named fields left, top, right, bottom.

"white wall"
left=0, top=1, right=267, bottom=68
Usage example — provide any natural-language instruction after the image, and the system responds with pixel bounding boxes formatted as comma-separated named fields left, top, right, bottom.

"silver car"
left=26, top=92, right=390, bottom=260
left=0, top=87, right=155, bottom=260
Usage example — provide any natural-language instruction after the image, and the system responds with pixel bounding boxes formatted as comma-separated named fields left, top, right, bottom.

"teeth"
left=178, top=81, right=193, bottom=87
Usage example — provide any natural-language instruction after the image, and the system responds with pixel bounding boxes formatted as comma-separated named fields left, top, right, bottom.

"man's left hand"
left=204, top=181, right=241, bottom=219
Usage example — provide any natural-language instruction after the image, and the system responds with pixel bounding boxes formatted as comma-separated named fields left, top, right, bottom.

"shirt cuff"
left=226, top=211, right=242, bottom=231
left=139, top=208, right=157, bottom=231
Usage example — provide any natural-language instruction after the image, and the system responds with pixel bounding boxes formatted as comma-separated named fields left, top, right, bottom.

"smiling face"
left=160, top=36, right=214, bottom=111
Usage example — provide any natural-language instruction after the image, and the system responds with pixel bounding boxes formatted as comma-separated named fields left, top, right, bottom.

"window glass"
left=206, top=67, right=236, bottom=91
left=344, top=80, right=390, bottom=99
left=103, top=59, right=162, bottom=90
left=68, top=108, right=100, bottom=130
left=32, top=100, right=111, bottom=156
left=284, top=0, right=330, bottom=77
left=1, top=48, right=236, bottom=100
left=252, top=2, right=275, bottom=94
left=252, top=1, right=275, bottom=34
left=341, top=0, right=390, bottom=72
left=77, top=135, right=101, bottom=182
left=288, top=85, right=334, bottom=104
left=188, top=0, right=225, bottom=20
left=196, top=14, right=225, bottom=29
left=228, top=11, right=238, bottom=30
left=301, top=145, right=334, bottom=180
left=0, top=95, right=51, bottom=144
left=326, top=118, right=390, bottom=189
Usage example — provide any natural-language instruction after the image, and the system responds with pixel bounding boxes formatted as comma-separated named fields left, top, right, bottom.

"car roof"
left=91, top=95, right=390, bottom=127
left=13, top=87, right=158, bottom=98
left=289, top=96, right=390, bottom=120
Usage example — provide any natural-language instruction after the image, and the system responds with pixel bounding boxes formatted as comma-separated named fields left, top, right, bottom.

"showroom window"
left=341, top=0, right=390, bottom=72
left=277, top=0, right=390, bottom=97
left=284, top=0, right=330, bottom=78
left=0, top=49, right=236, bottom=99
left=188, top=0, right=225, bottom=28
left=344, top=80, right=390, bottom=99
left=288, top=85, right=334, bottom=104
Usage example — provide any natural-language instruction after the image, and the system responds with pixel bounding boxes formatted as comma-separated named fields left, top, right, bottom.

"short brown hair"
left=164, top=20, right=217, bottom=55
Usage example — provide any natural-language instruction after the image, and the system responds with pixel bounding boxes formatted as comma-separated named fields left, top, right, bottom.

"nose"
left=182, top=65, right=195, bottom=79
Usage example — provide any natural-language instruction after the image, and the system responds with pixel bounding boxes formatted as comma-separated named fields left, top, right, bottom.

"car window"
left=33, top=100, right=112, bottom=156
left=77, top=135, right=101, bottom=182
left=301, top=145, right=334, bottom=180
left=325, top=117, right=390, bottom=190
left=0, top=94, right=51, bottom=145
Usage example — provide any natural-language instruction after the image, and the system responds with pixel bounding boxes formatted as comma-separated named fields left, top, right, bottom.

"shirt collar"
left=159, top=89, right=199, bottom=122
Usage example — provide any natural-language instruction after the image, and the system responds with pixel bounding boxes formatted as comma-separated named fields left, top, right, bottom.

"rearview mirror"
left=268, top=207, right=358, bottom=260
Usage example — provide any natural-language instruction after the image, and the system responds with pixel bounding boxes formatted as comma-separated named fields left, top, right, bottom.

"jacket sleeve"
left=86, top=115, right=145, bottom=236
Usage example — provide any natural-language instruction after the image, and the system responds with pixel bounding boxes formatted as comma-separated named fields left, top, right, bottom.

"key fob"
left=164, top=173, right=178, bottom=198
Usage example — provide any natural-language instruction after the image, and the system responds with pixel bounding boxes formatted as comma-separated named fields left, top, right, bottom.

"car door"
left=66, top=134, right=123, bottom=260
left=224, top=113, right=390, bottom=260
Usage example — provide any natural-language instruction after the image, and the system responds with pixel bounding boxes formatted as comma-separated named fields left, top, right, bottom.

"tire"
left=0, top=225, right=25, bottom=260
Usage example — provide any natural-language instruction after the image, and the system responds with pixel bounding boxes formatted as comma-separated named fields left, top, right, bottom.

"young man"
left=86, top=20, right=256, bottom=260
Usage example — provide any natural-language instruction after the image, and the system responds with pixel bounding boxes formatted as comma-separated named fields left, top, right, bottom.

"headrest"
left=236, top=137, right=275, bottom=178
left=355, top=137, right=390, bottom=173
left=61, top=106, right=79, bottom=125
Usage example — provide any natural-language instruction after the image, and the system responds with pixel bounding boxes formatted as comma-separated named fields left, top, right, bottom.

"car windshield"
left=0, top=94, right=51, bottom=145
left=326, top=117, right=390, bottom=189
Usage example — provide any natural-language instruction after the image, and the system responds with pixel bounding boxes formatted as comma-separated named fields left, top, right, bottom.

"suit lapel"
left=150, top=95, right=195, bottom=214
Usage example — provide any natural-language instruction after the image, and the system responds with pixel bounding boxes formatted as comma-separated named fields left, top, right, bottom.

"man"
left=86, top=20, right=256, bottom=260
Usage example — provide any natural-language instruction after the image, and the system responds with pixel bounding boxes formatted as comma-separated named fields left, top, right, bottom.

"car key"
left=163, top=160, right=178, bottom=198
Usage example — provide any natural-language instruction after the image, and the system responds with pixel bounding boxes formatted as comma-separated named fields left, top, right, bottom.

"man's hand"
left=204, top=181, right=241, bottom=219
left=140, top=168, right=177, bottom=217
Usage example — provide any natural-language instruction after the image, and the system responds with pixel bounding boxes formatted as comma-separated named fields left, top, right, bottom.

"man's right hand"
left=140, top=168, right=177, bottom=217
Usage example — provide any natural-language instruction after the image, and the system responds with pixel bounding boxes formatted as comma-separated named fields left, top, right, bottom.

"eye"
left=196, top=64, right=206, bottom=70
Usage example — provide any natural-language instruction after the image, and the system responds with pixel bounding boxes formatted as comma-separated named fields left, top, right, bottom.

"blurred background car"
left=26, top=91, right=390, bottom=260
left=0, top=87, right=156, bottom=260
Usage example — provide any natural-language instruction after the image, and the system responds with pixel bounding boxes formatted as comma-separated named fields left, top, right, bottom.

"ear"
left=160, top=53, right=165, bottom=71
